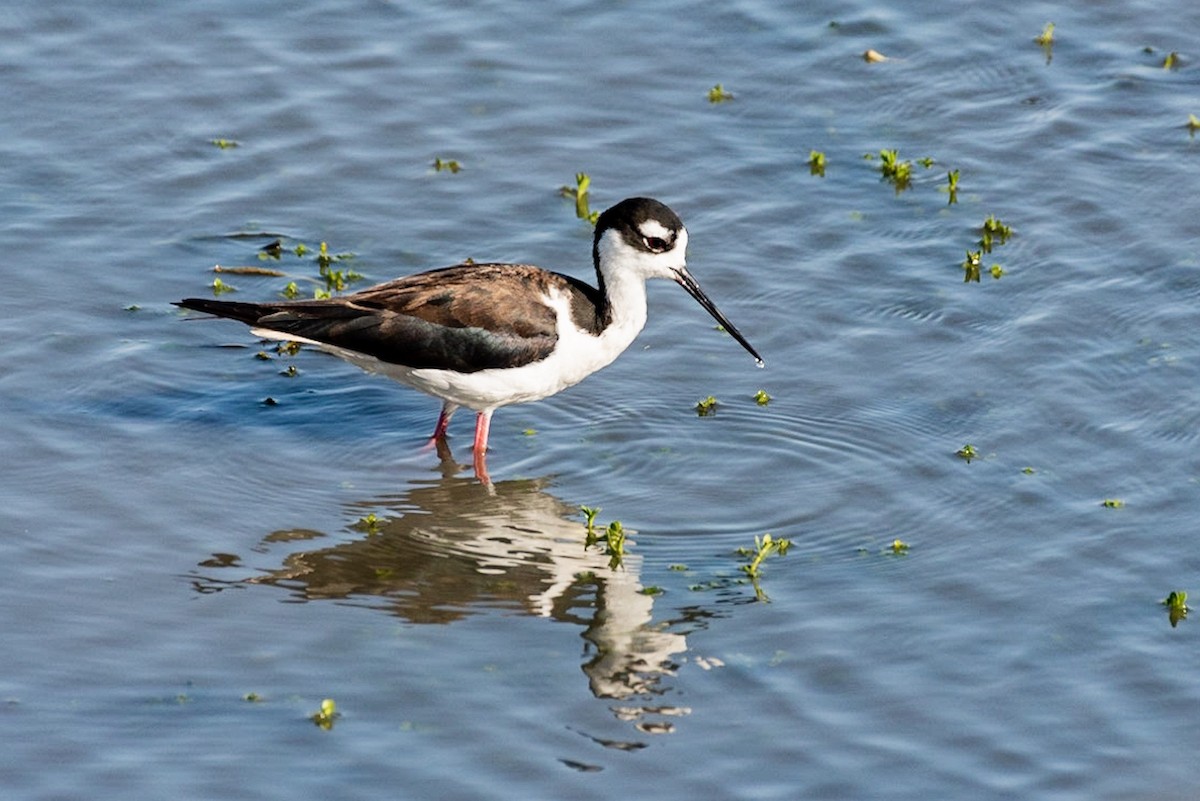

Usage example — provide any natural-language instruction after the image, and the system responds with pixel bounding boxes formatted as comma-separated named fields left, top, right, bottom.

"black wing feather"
left=174, top=263, right=598, bottom=373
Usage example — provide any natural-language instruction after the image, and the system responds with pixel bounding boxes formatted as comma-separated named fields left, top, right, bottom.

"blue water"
left=3, top=1, right=1200, bottom=798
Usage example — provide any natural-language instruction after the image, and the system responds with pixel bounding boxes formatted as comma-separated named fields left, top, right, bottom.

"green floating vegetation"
left=753, top=389, right=771, bottom=406
left=738, top=533, right=791, bottom=579
left=1101, top=498, right=1125, bottom=508
left=211, top=277, right=236, bottom=296
left=580, top=505, right=600, bottom=542
left=808, top=150, right=826, bottom=177
left=353, top=513, right=380, bottom=536
left=979, top=215, right=1013, bottom=253
left=240, top=237, right=360, bottom=298
left=955, top=443, right=978, bottom=462
left=961, top=250, right=982, bottom=282
left=315, top=241, right=362, bottom=293
left=559, top=172, right=599, bottom=224
left=1162, top=590, right=1189, bottom=627
left=943, top=169, right=960, bottom=205
left=433, top=157, right=462, bottom=173
left=603, top=521, right=626, bottom=569
left=210, top=138, right=239, bottom=149
left=695, top=396, right=718, bottom=417
left=737, top=533, right=792, bottom=602
left=707, top=83, right=734, bottom=103
left=961, top=216, right=1012, bottom=282
left=863, top=148, right=942, bottom=197
left=310, top=698, right=339, bottom=730
left=1188, top=114, right=1200, bottom=137
left=1034, top=22, right=1055, bottom=63
left=1163, top=51, right=1180, bottom=70
left=877, top=148, right=913, bottom=192
left=856, top=538, right=913, bottom=557
left=244, top=692, right=263, bottom=702
left=579, top=507, right=629, bottom=569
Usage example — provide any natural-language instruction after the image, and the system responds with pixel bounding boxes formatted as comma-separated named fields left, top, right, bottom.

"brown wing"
left=176, top=263, right=601, bottom=373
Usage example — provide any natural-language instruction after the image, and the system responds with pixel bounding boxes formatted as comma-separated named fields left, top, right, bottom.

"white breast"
left=260, top=284, right=648, bottom=412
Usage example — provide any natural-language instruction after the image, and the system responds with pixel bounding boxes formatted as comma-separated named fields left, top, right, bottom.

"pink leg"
left=430, top=402, right=458, bottom=441
left=472, top=410, right=493, bottom=483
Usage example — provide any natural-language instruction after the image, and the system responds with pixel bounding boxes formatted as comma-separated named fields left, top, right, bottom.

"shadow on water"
left=187, top=441, right=728, bottom=736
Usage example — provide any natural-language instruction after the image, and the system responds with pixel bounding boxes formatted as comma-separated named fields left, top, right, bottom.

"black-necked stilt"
left=175, top=197, right=763, bottom=481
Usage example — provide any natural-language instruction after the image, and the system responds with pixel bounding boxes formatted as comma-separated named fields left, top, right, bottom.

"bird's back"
left=175, top=263, right=605, bottom=373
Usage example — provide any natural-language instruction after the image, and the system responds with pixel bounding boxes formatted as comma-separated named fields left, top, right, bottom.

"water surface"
left=3, top=1, right=1200, bottom=798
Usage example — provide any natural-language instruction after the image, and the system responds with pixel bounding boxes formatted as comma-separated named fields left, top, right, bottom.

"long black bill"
left=674, top=267, right=764, bottom=367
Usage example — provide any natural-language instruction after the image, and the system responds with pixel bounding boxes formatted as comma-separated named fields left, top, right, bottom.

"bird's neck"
left=595, top=262, right=648, bottom=337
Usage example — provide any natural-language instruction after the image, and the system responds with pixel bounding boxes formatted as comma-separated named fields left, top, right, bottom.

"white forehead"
left=638, top=219, right=677, bottom=240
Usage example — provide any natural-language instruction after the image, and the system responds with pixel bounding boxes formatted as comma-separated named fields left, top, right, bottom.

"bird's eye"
left=643, top=236, right=669, bottom=252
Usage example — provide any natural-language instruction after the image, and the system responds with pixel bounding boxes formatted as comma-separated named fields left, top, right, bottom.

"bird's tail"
left=173, top=298, right=270, bottom=325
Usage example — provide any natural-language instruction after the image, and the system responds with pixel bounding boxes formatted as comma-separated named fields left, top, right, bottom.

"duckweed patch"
left=1162, top=590, right=1189, bottom=627
left=310, top=698, right=339, bottom=730
left=876, top=149, right=913, bottom=192
left=211, top=277, right=236, bottom=296
left=352, top=513, right=380, bottom=536
left=603, top=521, right=627, bottom=569
left=808, top=150, right=827, bottom=176
left=580, top=505, right=600, bottom=540
left=737, top=533, right=792, bottom=602
left=943, top=169, right=960, bottom=205
left=707, top=83, right=734, bottom=103
left=579, top=507, right=630, bottom=570
left=979, top=215, right=1013, bottom=253
left=196, top=235, right=364, bottom=300
left=560, top=173, right=599, bottom=224
left=1034, top=22, right=1055, bottom=62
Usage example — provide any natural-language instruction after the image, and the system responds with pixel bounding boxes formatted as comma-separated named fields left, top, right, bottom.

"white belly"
left=253, top=285, right=646, bottom=412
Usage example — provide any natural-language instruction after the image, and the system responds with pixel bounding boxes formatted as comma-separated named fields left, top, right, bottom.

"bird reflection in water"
left=190, top=471, right=701, bottom=734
